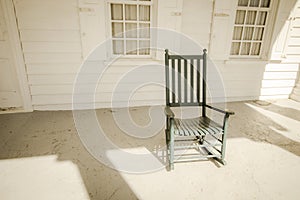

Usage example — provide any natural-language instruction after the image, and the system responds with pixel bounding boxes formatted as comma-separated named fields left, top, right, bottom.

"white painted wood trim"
left=1, top=0, right=33, bottom=112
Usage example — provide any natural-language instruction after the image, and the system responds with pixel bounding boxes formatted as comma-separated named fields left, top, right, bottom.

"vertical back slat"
left=165, top=49, right=207, bottom=107
left=184, top=59, right=188, bottom=103
left=178, top=59, right=181, bottom=104
left=165, top=49, right=170, bottom=105
left=197, top=59, right=200, bottom=103
left=202, top=49, right=207, bottom=117
left=190, top=59, right=194, bottom=103
left=172, top=59, right=175, bottom=103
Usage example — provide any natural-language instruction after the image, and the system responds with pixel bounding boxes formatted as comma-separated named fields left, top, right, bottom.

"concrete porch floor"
left=0, top=99, right=300, bottom=200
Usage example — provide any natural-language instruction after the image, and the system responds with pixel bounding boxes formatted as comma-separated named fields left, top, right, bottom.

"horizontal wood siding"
left=13, top=0, right=83, bottom=109
left=12, top=0, right=300, bottom=110
left=14, top=0, right=168, bottom=110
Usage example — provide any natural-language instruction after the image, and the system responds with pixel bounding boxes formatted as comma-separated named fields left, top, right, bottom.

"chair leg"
left=169, top=120, right=174, bottom=170
left=219, top=115, right=229, bottom=165
left=169, top=137, right=174, bottom=170
left=165, top=129, right=169, bottom=144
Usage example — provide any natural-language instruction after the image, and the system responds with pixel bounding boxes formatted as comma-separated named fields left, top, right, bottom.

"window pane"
left=235, top=10, right=246, bottom=24
left=238, top=0, right=248, bottom=6
left=241, top=42, right=251, bottom=55
left=139, top=5, right=150, bottom=21
left=251, top=42, right=261, bottom=55
left=249, top=0, right=259, bottom=7
left=260, top=0, right=270, bottom=8
left=230, top=42, right=241, bottom=55
left=139, top=23, right=150, bottom=38
left=253, top=27, right=264, bottom=40
left=233, top=27, right=243, bottom=40
left=125, top=23, right=137, bottom=38
left=243, top=27, right=254, bottom=40
left=112, top=22, right=123, bottom=38
left=257, top=12, right=268, bottom=25
left=113, top=40, right=124, bottom=54
left=126, top=40, right=137, bottom=55
left=111, top=4, right=123, bottom=20
left=125, top=5, right=137, bottom=21
left=139, top=40, right=150, bottom=55
left=246, top=11, right=257, bottom=25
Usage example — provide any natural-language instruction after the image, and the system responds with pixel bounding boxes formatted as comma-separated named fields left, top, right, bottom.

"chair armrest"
left=165, top=106, right=175, bottom=118
left=205, top=104, right=235, bottom=116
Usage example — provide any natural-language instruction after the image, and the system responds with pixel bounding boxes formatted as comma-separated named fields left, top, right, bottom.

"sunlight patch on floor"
left=0, top=155, right=90, bottom=200
left=246, top=103, right=300, bottom=142
left=119, top=138, right=300, bottom=200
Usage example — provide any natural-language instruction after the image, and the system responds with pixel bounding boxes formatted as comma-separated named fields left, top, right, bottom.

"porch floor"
left=0, top=99, right=300, bottom=200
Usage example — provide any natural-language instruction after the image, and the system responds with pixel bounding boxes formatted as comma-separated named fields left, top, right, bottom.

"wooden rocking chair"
left=164, top=49, right=234, bottom=170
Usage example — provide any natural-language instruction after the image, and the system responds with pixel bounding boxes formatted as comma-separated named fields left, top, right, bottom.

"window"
left=109, top=0, right=152, bottom=56
left=230, top=0, right=273, bottom=58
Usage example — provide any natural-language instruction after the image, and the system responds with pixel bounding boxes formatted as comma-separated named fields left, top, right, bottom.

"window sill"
left=224, top=59, right=269, bottom=65
left=104, top=57, right=163, bottom=66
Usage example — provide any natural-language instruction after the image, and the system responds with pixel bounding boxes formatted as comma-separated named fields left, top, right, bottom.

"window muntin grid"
left=230, top=0, right=271, bottom=57
left=110, top=0, right=152, bottom=56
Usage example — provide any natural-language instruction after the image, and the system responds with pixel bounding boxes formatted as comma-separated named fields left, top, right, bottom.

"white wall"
left=12, top=0, right=300, bottom=110
left=0, top=0, right=23, bottom=108
left=14, top=0, right=169, bottom=110
left=14, top=0, right=83, bottom=110
left=208, top=0, right=300, bottom=101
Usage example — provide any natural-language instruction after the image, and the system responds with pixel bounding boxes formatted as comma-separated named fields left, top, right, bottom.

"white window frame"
left=107, top=0, right=153, bottom=58
left=229, top=0, right=278, bottom=59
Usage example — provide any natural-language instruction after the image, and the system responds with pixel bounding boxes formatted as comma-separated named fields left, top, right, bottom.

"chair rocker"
left=164, top=49, right=234, bottom=170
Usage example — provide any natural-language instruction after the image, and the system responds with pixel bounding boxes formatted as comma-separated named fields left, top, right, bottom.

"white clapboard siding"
left=263, top=72, right=298, bottom=80
left=13, top=0, right=300, bottom=110
left=32, top=91, right=164, bottom=105
left=260, top=63, right=299, bottom=99
left=260, top=87, right=294, bottom=96
left=13, top=0, right=84, bottom=110
left=22, top=42, right=82, bottom=53
left=14, top=0, right=79, bottom=30
left=30, top=84, right=164, bottom=95
left=26, top=61, right=162, bottom=75
left=28, top=71, right=165, bottom=85
left=20, top=30, right=81, bottom=42
left=26, top=63, right=82, bottom=74
left=265, top=63, right=299, bottom=71
left=217, top=59, right=300, bottom=100
left=288, top=37, right=300, bottom=45
left=24, top=53, right=82, bottom=64
left=262, top=80, right=296, bottom=88
left=290, top=27, right=300, bottom=36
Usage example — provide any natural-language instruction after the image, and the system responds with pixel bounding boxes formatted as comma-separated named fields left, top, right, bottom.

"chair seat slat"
left=173, top=117, right=223, bottom=137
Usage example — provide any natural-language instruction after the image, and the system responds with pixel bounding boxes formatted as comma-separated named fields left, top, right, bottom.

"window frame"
left=229, top=0, right=278, bottom=59
left=107, top=0, right=153, bottom=58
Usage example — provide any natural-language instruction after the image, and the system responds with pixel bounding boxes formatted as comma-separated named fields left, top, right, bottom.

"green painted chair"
left=164, top=49, right=234, bottom=170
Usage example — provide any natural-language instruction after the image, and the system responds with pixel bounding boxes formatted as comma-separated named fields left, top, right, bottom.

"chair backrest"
left=165, top=49, right=207, bottom=115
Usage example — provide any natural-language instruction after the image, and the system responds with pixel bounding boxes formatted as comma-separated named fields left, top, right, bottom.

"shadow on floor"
left=1, top=100, right=300, bottom=199
left=0, top=111, right=138, bottom=200
left=226, top=100, right=300, bottom=156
